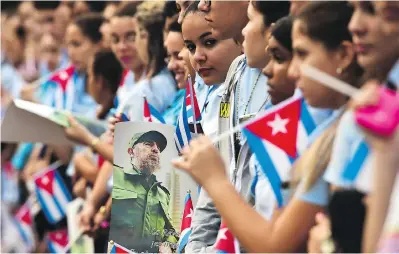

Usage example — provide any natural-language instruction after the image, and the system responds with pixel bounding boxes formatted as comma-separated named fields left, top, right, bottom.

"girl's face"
left=288, top=20, right=352, bottom=109
left=40, top=34, right=60, bottom=71
left=109, top=17, right=143, bottom=71
left=165, top=31, right=186, bottom=89
left=65, top=24, right=99, bottom=73
left=182, top=13, right=242, bottom=85
left=134, top=21, right=150, bottom=67
left=263, top=36, right=295, bottom=105
left=348, top=1, right=398, bottom=75
left=242, top=3, right=269, bottom=68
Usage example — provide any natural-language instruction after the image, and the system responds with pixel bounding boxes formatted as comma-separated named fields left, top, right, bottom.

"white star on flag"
left=216, top=228, right=228, bottom=243
left=267, top=114, right=290, bottom=136
left=41, top=176, right=49, bottom=185
left=144, top=116, right=151, bottom=122
left=56, top=233, right=62, bottom=240
left=59, top=71, right=68, bottom=80
left=186, top=208, right=193, bottom=219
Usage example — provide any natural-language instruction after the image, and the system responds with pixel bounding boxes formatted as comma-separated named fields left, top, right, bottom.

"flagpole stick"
left=188, top=75, right=198, bottom=134
left=61, top=228, right=84, bottom=254
left=301, top=64, right=359, bottom=97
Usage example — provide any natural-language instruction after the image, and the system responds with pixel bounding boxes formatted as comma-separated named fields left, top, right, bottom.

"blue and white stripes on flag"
left=144, top=97, right=166, bottom=124
left=175, top=81, right=203, bottom=154
left=34, top=163, right=72, bottom=224
left=342, top=140, right=370, bottom=182
left=177, top=192, right=194, bottom=253
left=242, top=96, right=317, bottom=207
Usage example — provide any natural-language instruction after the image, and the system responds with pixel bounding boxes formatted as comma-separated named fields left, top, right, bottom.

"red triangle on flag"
left=180, top=194, right=193, bottom=232
left=143, top=97, right=153, bottom=122
left=16, top=205, right=32, bottom=225
left=245, top=98, right=301, bottom=158
left=119, top=69, right=130, bottom=87
left=48, top=229, right=68, bottom=247
left=50, top=66, right=75, bottom=92
left=34, top=169, right=55, bottom=195
left=215, top=222, right=236, bottom=253
left=115, top=246, right=130, bottom=253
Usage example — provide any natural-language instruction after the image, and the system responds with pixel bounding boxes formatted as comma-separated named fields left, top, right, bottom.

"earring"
left=336, top=67, right=343, bottom=74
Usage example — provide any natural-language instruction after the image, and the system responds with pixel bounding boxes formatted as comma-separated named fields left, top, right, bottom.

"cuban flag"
left=110, top=241, right=131, bottom=253
left=48, top=65, right=76, bottom=111
left=144, top=97, right=166, bottom=123
left=116, top=70, right=132, bottom=103
left=177, top=191, right=194, bottom=253
left=47, top=229, right=68, bottom=253
left=175, top=79, right=203, bottom=153
left=34, top=164, right=72, bottom=224
left=14, top=202, right=35, bottom=251
left=242, top=96, right=317, bottom=207
left=214, top=222, right=240, bottom=253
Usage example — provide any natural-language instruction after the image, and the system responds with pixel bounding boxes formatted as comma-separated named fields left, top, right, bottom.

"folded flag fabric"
left=34, top=163, right=72, bottom=224
left=214, top=222, right=240, bottom=254
left=144, top=97, right=166, bottom=124
left=175, top=80, right=203, bottom=153
left=177, top=191, right=194, bottom=253
left=14, top=201, right=35, bottom=251
left=242, top=96, right=317, bottom=207
left=47, top=229, right=68, bottom=253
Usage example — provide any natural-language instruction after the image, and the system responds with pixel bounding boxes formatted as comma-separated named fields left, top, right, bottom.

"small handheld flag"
left=109, top=240, right=132, bottom=253
left=214, top=222, right=240, bottom=253
left=34, top=162, right=72, bottom=224
left=175, top=77, right=204, bottom=153
left=144, top=97, right=166, bottom=124
left=14, top=201, right=35, bottom=251
left=177, top=191, right=194, bottom=253
left=49, top=66, right=76, bottom=111
left=47, top=229, right=68, bottom=253
left=242, top=96, right=317, bottom=207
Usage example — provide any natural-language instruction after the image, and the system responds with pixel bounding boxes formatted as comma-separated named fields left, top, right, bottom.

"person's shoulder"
left=157, top=184, right=170, bottom=196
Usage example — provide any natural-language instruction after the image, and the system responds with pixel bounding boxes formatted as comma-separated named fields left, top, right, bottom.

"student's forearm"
left=87, top=161, right=113, bottom=209
left=88, top=137, right=114, bottom=162
left=363, top=151, right=398, bottom=252
left=74, top=153, right=98, bottom=183
left=204, top=178, right=321, bottom=253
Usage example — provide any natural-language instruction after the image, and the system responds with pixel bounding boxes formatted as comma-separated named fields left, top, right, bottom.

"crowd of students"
left=1, top=0, right=399, bottom=253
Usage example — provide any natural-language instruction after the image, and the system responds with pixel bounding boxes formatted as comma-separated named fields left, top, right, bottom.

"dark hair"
left=85, top=1, right=107, bottom=13
left=296, top=1, right=363, bottom=82
left=252, top=1, right=290, bottom=27
left=168, top=19, right=181, bottom=33
left=271, top=16, right=293, bottom=52
left=73, top=13, right=105, bottom=43
left=296, top=1, right=354, bottom=50
left=135, top=2, right=167, bottom=77
left=164, top=0, right=178, bottom=18
left=114, top=2, right=139, bottom=17
left=92, top=49, right=123, bottom=95
left=183, top=1, right=200, bottom=20
left=33, top=1, right=60, bottom=10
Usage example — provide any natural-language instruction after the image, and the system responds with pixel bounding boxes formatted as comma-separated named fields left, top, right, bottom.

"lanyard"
left=201, top=85, right=217, bottom=114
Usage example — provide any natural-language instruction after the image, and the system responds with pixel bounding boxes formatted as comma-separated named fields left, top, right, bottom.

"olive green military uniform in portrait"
left=109, top=131, right=178, bottom=252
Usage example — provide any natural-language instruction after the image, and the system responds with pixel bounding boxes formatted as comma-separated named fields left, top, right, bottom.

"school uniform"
left=324, top=60, right=399, bottom=193
left=186, top=55, right=269, bottom=253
